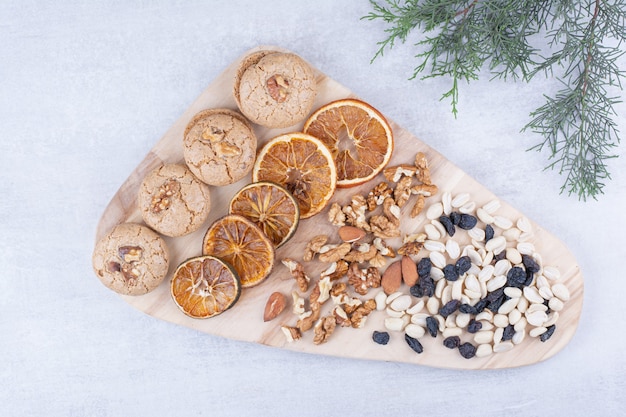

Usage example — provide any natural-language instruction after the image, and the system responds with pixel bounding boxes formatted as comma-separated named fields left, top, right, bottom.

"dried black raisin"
left=420, top=276, right=435, bottom=297
left=450, top=211, right=461, bottom=225
left=443, top=264, right=459, bottom=281
left=540, top=325, right=556, bottom=342
left=486, top=287, right=505, bottom=302
left=417, top=257, right=432, bottom=278
left=487, top=294, right=505, bottom=312
left=426, top=316, right=438, bottom=337
left=372, top=331, right=390, bottom=345
left=439, top=299, right=460, bottom=318
left=543, top=299, right=551, bottom=314
left=485, top=224, right=494, bottom=242
left=443, top=336, right=461, bottom=349
left=507, top=266, right=527, bottom=287
left=405, top=334, right=424, bottom=353
left=493, top=250, right=506, bottom=262
left=409, top=284, right=424, bottom=298
left=439, top=215, right=456, bottom=237
left=455, top=256, right=472, bottom=275
left=458, top=342, right=477, bottom=359
left=524, top=269, right=534, bottom=287
left=522, top=254, right=541, bottom=273
left=473, top=298, right=488, bottom=313
left=459, top=303, right=476, bottom=315
left=467, top=319, right=482, bottom=333
left=458, top=214, right=478, bottom=230
left=502, top=324, right=515, bottom=341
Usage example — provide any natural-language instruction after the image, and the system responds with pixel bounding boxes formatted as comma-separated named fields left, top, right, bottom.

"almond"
left=381, top=260, right=403, bottom=295
left=263, top=291, right=286, bottom=322
left=401, top=255, right=418, bottom=287
left=338, top=225, right=367, bottom=243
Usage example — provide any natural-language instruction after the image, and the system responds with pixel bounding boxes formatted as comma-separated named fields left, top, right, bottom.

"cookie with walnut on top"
left=92, top=222, right=169, bottom=296
left=138, top=163, right=212, bottom=237
left=183, top=108, right=257, bottom=186
left=233, top=50, right=317, bottom=128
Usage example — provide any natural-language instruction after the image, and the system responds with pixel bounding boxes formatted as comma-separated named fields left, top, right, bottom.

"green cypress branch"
left=363, top=0, right=626, bottom=200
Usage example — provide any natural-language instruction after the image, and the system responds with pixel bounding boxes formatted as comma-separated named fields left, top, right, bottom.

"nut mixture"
left=279, top=152, right=440, bottom=345
left=277, top=151, right=569, bottom=360
left=375, top=191, right=569, bottom=359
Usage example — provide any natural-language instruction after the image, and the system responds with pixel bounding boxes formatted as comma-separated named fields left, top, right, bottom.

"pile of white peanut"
left=374, top=192, right=571, bottom=358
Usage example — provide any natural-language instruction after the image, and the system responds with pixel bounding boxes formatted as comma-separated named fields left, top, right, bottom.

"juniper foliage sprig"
left=363, top=0, right=626, bottom=200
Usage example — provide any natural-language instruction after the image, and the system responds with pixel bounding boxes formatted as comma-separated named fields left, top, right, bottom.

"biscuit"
left=92, top=223, right=169, bottom=296
left=234, top=51, right=317, bottom=128
left=138, top=163, right=211, bottom=237
left=183, top=108, right=257, bottom=186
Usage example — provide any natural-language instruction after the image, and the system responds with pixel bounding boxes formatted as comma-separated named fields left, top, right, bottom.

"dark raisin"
left=502, top=325, right=515, bottom=341
left=417, top=257, right=432, bottom=278
left=485, top=224, right=494, bottom=242
left=458, top=214, right=478, bottom=230
left=507, top=266, right=527, bottom=287
left=493, top=250, right=506, bottom=262
left=524, top=269, right=534, bottom=287
left=455, top=256, right=472, bottom=275
left=458, top=342, right=477, bottom=359
left=522, top=254, right=541, bottom=273
left=487, top=294, right=505, bottom=312
left=420, top=276, right=435, bottom=297
left=439, top=215, right=456, bottom=237
left=443, top=336, right=461, bottom=349
left=443, top=264, right=459, bottom=281
left=372, top=331, right=390, bottom=345
left=475, top=299, right=489, bottom=313
left=405, top=334, right=424, bottom=353
left=426, top=316, right=438, bottom=337
left=486, top=287, right=504, bottom=302
left=543, top=299, right=551, bottom=315
left=459, top=303, right=476, bottom=315
left=409, top=284, right=424, bottom=298
left=439, top=299, right=461, bottom=318
left=450, top=211, right=461, bottom=225
left=467, top=319, right=483, bottom=333
left=540, top=325, right=556, bottom=342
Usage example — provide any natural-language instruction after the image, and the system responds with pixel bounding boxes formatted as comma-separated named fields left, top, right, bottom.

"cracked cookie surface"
left=234, top=51, right=317, bottom=128
left=138, top=163, right=211, bottom=237
left=92, top=223, right=169, bottom=296
left=183, top=108, right=257, bottom=186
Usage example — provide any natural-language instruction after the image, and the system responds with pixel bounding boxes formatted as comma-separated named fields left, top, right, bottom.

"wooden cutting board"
left=95, top=45, right=583, bottom=369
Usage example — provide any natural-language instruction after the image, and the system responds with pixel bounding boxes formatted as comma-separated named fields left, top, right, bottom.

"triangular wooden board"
left=95, top=46, right=583, bottom=369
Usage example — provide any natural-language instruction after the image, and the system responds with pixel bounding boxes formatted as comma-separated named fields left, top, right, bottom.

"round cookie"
left=233, top=50, right=274, bottom=109
left=183, top=108, right=257, bottom=186
left=234, top=51, right=317, bottom=128
left=92, top=223, right=169, bottom=296
left=138, top=163, right=211, bottom=237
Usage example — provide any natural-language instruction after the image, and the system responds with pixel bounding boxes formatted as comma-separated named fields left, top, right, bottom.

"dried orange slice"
left=171, top=255, right=241, bottom=319
left=229, top=181, right=300, bottom=248
left=304, top=98, right=394, bottom=188
left=202, top=214, right=275, bottom=288
left=252, top=133, right=336, bottom=219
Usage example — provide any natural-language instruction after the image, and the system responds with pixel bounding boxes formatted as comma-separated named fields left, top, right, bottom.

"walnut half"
left=151, top=179, right=180, bottom=213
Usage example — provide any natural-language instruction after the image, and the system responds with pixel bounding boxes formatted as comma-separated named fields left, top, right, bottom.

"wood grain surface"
left=95, top=46, right=583, bottom=369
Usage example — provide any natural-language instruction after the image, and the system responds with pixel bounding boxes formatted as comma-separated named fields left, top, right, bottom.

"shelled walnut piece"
left=329, top=151, right=438, bottom=233
left=281, top=263, right=378, bottom=345
left=279, top=151, right=438, bottom=345
left=282, top=258, right=310, bottom=292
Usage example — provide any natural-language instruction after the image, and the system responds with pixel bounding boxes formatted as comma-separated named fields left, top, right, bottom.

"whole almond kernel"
left=401, top=255, right=418, bottom=287
left=263, top=292, right=286, bottom=322
left=381, top=260, right=403, bottom=295
left=338, top=226, right=367, bottom=243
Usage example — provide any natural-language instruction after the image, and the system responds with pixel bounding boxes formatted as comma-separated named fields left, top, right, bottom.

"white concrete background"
left=2, top=1, right=625, bottom=416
